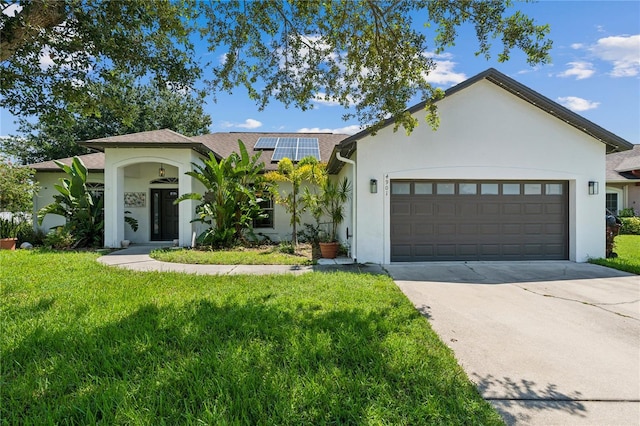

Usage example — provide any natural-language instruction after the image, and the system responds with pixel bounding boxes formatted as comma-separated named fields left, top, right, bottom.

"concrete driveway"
left=387, top=261, right=640, bottom=426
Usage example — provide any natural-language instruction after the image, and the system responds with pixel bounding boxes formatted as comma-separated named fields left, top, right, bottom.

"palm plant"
left=176, top=140, right=267, bottom=247
left=265, top=156, right=324, bottom=246
left=38, top=156, right=138, bottom=248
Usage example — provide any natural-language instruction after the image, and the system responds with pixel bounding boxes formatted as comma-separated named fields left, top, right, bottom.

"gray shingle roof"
left=607, top=145, right=640, bottom=181
left=28, top=152, right=105, bottom=171
left=28, top=132, right=349, bottom=172
left=192, top=132, right=348, bottom=170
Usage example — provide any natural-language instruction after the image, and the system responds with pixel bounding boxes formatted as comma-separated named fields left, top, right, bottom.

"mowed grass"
left=590, top=235, right=640, bottom=275
left=150, top=246, right=313, bottom=265
left=1, top=250, right=502, bottom=425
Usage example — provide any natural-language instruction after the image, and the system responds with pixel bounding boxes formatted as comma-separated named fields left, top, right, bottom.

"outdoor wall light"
left=588, top=181, right=598, bottom=195
left=370, top=179, right=378, bottom=194
left=159, top=164, right=166, bottom=177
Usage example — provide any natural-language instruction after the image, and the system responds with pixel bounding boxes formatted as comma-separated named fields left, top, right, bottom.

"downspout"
left=336, top=152, right=356, bottom=262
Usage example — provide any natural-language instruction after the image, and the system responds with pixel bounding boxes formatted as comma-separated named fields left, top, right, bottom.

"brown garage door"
left=390, top=180, right=568, bottom=261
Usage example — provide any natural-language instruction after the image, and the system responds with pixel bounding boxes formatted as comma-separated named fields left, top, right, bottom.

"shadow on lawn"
left=3, top=299, right=500, bottom=424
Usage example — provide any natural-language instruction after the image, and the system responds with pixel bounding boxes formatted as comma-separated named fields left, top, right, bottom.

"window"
left=391, top=182, right=411, bottom=195
left=414, top=183, right=432, bottom=194
left=606, top=193, right=619, bottom=214
left=436, top=183, right=455, bottom=195
left=545, top=183, right=563, bottom=195
left=481, top=183, right=499, bottom=195
left=459, top=183, right=477, bottom=195
left=524, top=183, right=542, bottom=195
left=253, top=196, right=274, bottom=228
left=503, top=183, right=520, bottom=195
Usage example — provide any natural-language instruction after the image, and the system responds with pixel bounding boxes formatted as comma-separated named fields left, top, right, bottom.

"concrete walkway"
left=97, top=245, right=386, bottom=275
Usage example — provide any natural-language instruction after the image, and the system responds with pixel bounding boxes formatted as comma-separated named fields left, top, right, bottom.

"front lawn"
left=589, top=235, right=640, bottom=275
left=150, top=244, right=313, bottom=265
left=1, top=250, right=502, bottom=425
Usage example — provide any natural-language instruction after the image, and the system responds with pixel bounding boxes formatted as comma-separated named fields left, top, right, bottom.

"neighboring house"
left=606, top=145, right=640, bottom=215
left=29, top=68, right=633, bottom=262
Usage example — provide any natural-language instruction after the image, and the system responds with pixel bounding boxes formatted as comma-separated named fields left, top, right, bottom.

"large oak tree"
left=1, top=0, right=552, bottom=132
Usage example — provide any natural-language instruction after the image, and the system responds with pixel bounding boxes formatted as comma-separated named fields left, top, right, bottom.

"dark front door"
left=151, top=189, right=179, bottom=241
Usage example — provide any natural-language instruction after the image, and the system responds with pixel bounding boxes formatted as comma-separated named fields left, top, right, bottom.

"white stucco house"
left=30, top=68, right=634, bottom=262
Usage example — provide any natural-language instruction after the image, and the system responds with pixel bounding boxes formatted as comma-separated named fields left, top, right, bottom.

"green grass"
left=150, top=246, right=313, bottom=265
left=1, top=250, right=502, bottom=425
left=589, top=235, right=640, bottom=274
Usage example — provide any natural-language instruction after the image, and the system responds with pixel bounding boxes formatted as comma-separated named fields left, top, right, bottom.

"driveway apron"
left=387, top=261, right=640, bottom=426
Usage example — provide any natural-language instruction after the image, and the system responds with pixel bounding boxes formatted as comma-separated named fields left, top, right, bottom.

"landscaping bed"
left=150, top=243, right=315, bottom=265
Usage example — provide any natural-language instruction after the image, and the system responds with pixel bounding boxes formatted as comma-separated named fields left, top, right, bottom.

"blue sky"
left=1, top=1, right=638, bottom=144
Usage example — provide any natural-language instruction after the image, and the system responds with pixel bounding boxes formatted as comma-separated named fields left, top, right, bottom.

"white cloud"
left=220, top=118, right=263, bottom=129
left=297, top=125, right=362, bottom=135
left=556, top=96, right=600, bottom=112
left=590, top=34, right=640, bottom=77
left=421, top=53, right=466, bottom=85
left=558, top=61, right=595, bottom=80
left=570, top=43, right=584, bottom=50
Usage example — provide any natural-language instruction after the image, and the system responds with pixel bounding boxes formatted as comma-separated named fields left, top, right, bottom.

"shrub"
left=278, top=241, right=295, bottom=254
left=620, top=217, right=640, bottom=235
left=44, top=227, right=76, bottom=249
left=619, top=207, right=636, bottom=217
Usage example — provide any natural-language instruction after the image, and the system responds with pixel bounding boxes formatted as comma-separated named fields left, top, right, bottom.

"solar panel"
left=298, top=138, right=318, bottom=148
left=295, top=147, right=321, bottom=161
left=267, top=137, right=321, bottom=162
left=277, top=137, right=298, bottom=147
left=271, top=146, right=297, bottom=161
left=254, top=137, right=278, bottom=149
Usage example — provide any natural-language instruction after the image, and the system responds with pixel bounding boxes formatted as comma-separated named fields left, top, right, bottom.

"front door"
left=151, top=189, right=179, bottom=241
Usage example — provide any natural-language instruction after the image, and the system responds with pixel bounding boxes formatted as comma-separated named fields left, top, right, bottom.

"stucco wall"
left=353, top=79, right=606, bottom=263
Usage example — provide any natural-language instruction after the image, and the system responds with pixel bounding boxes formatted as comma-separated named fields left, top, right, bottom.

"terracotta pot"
left=0, top=238, right=18, bottom=250
left=319, top=241, right=339, bottom=259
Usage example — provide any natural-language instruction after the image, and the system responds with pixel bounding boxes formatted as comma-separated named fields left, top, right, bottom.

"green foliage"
left=1, top=0, right=200, bottom=120
left=202, top=0, right=551, bottom=132
left=278, top=241, right=295, bottom=255
left=151, top=245, right=311, bottom=265
left=43, top=226, right=75, bottom=249
left=319, top=177, right=351, bottom=242
left=177, top=140, right=267, bottom=248
left=2, top=82, right=212, bottom=164
left=620, top=217, right=640, bottom=235
left=0, top=158, right=38, bottom=213
left=37, top=156, right=137, bottom=248
left=618, top=208, right=636, bottom=218
left=2, top=1, right=550, bottom=134
left=1, top=250, right=503, bottom=424
left=265, top=157, right=324, bottom=246
left=0, top=216, right=28, bottom=239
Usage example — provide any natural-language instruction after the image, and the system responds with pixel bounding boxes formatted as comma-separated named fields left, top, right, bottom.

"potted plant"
left=318, top=177, right=351, bottom=259
left=0, top=217, right=20, bottom=250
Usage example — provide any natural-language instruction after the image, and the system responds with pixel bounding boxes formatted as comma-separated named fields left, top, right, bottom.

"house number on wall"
left=385, top=174, right=389, bottom=196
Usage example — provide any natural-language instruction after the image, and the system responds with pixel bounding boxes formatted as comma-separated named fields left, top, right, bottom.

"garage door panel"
left=391, top=202, right=410, bottom=215
left=390, top=180, right=568, bottom=261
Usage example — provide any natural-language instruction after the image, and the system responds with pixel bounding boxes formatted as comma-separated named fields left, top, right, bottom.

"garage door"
left=390, top=181, right=568, bottom=261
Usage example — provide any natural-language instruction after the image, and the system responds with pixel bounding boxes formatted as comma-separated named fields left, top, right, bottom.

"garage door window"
left=459, top=183, right=477, bottom=195
left=436, top=183, right=455, bottom=194
left=481, top=183, right=499, bottom=195
left=414, top=183, right=433, bottom=194
left=546, top=183, right=563, bottom=195
left=524, top=183, right=542, bottom=195
left=503, top=183, right=520, bottom=195
left=391, top=182, right=411, bottom=194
